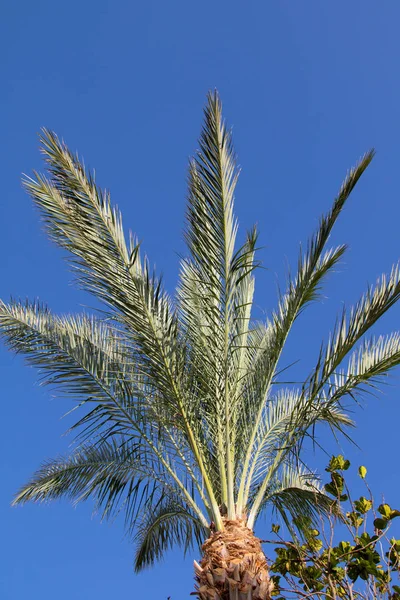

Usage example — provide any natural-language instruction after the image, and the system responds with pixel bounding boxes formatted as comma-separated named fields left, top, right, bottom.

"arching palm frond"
left=330, top=332, right=400, bottom=399
left=13, top=440, right=163, bottom=523
left=0, top=300, right=136, bottom=415
left=307, top=267, right=400, bottom=399
left=13, top=439, right=205, bottom=557
left=23, top=128, right=222, bottom=524
left=23, top=133, right=181, bottom=406
left=245, top=146, right=374, bottom=407
left=236, top=152, right=374, bottom=515
left=241, top=389, right=352, bottom=522
left=0, top=300, right=209, bottom=527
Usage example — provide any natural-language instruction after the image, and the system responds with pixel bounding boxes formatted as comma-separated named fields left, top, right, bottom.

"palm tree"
left=2, top=92, right=400, bottom=600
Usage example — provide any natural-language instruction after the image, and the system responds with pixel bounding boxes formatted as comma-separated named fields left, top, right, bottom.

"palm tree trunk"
left=192, top=518, right=273, bottom=600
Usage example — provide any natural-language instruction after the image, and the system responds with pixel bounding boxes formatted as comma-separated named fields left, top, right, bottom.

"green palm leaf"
left=133, top=497, right=207, bottom=572
left=13, top=440, right=164, bottom=522
left=261, top=465, right=337, bottom=537
left=0, top=299, right=209, bottom=526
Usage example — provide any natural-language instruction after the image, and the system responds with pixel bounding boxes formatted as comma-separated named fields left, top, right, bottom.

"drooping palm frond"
left=133, top=497, right=207, bottom=572
left=13, top=438, right=207, bottom=560
left=259, top=464, right=337, bottom=538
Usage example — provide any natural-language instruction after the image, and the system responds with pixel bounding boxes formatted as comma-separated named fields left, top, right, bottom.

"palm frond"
left=0, top=299, right=135, bottom=413
left=259, top=464, right=337, bottom=536
left=347, top=331, right=400, bottom=381
left=243, top=389, right=352, bottom=506
left=180, top=90, right=251, bottom=517
left=133, top=497, right=207, bottom=572
left=247, top=326, right=400, bottom=526
left=316, top=332, right=400, bottom=414
left=23, top=133, right=179, bottom=397
left=184, top=91, right=238, bottom=295
left=23, top=129, right=221, bottom=526
left=0, top=299, right=209, bottom=525
left=255, top=149, right=374, bottom=390
left=236, top=152, right=374, bottom=514
left=229, top=226, right=259, bottom=393
left=13, top=440, right=167, bottom=524
left=308, top=265, right=400, bottom=399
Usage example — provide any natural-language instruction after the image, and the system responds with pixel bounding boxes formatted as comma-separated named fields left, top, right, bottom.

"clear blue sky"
left=2, top=1, right=400, bottom=598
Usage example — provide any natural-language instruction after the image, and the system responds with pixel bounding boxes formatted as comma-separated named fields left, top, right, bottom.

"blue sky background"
left=2, top=1, right=400, bottom=598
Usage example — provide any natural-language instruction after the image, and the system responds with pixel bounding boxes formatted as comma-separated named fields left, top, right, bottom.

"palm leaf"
left=260, top=464, right=337, bottom=537
left=308, top=265, right=400, bottom=398
left=236, top=152, right=374, bottom=514
left=133, top=497, right=207, bottom=572
left=180, top=90, right=249, bottom=517
left=23, top=135, right=180, bottom=398
left=13, top=440, right=168, bottom=524
left=0, top=299, right=209, bottom=525
left=23, top=130, right=221, bottom=525
left=0, top=300, right=135, bottom=412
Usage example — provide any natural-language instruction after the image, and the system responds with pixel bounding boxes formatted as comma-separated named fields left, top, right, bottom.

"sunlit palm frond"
left=24, top=130, right=192, bottom=436
left=184, top=92, right=238, bottom=296
left=23, top=130, right=221, bottom=525
left=252, top=150, right=374, bottom=393
left=346, top=331, right=400, bottom=381
left=229, top=227, right=259, bottom=388
left=180, top=91, right=249, bottom=517
left=13, top=440, right=167, bottom=523
left=241, top=389, right=352, bottom=512
left=23, top=132, right=179, bottom=393
left=0, top=299, right=210, bottom=525
left=308, top=265, right=400, bottom=399
left=247, top=328, right=400, bottom=525
left=0, top=299, right=135, bottom=414
left=181, top=91, right=239, bottom=387
left=236, top=152, right=374, bottom=514
left=319, top=332, right=400, bottom=411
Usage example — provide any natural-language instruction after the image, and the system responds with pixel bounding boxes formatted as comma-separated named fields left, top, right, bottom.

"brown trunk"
left=192, top=518, right=273, bottom=600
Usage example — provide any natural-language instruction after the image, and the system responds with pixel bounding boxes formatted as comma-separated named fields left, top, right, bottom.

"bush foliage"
left=268, top=457, right=400, bottom=599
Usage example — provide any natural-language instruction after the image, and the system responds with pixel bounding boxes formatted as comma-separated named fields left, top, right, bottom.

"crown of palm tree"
left=2, top=92, right=399, bottom=573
